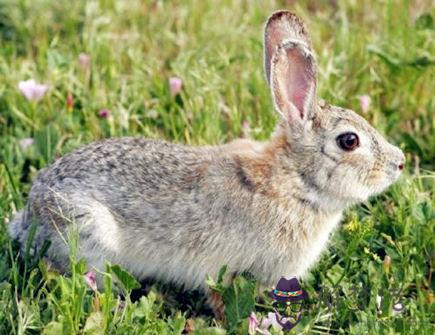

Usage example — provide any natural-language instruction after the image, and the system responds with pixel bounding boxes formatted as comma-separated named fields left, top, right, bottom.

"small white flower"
left=376, top=294, right=382, bottom=310
left=19, top=138, right=34, bottom=150
left=18, top=79, right=48, bottom=102
left=119, top=107, right=129, bottom=129
left=146, top=109, right=159, bottom=119
left=218, top=101, right=231, bottom=116
left=392, top=302, right=404, bottom=316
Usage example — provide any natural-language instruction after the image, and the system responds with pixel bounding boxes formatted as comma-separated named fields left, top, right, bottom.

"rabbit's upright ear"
left=264, top=11, right=317, bottom=125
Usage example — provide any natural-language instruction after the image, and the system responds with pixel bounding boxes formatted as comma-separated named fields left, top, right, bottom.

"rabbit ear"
left=264, top=11, right=317, bottom=124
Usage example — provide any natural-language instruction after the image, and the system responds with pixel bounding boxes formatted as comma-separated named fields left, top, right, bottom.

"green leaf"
left=191, top=328, right=226, bottom=335
left=83, top=311, right=104, bottom=335
left=109, top=264, right=140, bottom=292
left=406, top=56, right=434, bottom=68
left=42, top=321, right=63, bottom=335
left=205, top=275, right=217, bottom=290
left=222, top=276, right=256, bottom=331
left=133, top=292, right=158, bottom=321
left=170, top=312, right=186, bottom=334
left=415, top=13, right=433, bottom=30
left=326, top=263, right=345, bottom=285
left=206, top=265, right=228, bottom=293
left=367, top=45, right=400, bottom=69
left=217, top=265, right=228, bottom=284
left=34, top=124, right=60, bottom=165
left=74, top=258, right=87, bottom=275
left=401, top=133, right=424, bottom=157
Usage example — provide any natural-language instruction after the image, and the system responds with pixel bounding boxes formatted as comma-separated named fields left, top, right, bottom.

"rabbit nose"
left=387, top=145, right=405, bottom=172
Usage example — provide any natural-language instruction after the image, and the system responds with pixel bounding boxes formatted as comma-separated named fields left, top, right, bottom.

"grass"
left=0, top=0, right=433, bottom=334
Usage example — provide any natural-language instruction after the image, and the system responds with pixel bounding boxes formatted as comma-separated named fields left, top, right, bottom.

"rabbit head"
left=264, top=11, right=405, bottom=209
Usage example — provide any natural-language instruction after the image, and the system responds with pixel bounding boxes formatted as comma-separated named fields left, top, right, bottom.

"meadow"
left=0, top=0, right=433, bottom=334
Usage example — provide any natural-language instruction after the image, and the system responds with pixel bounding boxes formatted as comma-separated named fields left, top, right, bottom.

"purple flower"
left=84, top=271, right=97, bottom=291
left=98, top=108, right=110, bottom=118
left=18, top=79, right=48, bottom=102
left=18, top=138, right=34, bottom=150
left=359, top=95, right=371, bottom=114
left=169, top=77, right=183, bottom=97
left=79, top=53, right=91, bottom=71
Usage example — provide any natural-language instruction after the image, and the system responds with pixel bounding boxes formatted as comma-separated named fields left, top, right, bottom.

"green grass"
left=0, top=0, right=434, bottom=334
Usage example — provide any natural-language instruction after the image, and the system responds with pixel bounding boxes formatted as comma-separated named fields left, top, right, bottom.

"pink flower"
left=78, top=53, right=91, bottom=71
left=248, top=312, right=274, bottom=335
left=242, top=120, right=251, bottom=138
left=169, top=76, right=183, bottom=97
left=259, top=312, right=282, bottom=332
left=359, top=95, right=371, bottom=114
left=248, top=312, right=259, bottom=335
left=98, top=108, right=110, bottom=118
left=84, top=271, right=97, bottom=291
left=18, top=138, right=34, bottom=150
left=18, top=79, right=48, bottom=102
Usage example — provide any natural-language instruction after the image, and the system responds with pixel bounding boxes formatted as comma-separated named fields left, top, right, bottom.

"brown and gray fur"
left=9, top=11, right=404, bottom=310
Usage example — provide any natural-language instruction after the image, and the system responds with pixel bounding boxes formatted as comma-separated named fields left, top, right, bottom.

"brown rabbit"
left=9, top=11, right=404, bottom=314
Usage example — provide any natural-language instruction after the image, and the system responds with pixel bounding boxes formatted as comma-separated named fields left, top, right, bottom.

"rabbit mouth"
left=386, top=169, right=402, bottom=184
left=365, top=169, right=401, bottom=195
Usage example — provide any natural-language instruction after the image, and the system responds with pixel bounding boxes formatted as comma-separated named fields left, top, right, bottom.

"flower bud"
left=383, top=255, right=391, bottom=273
left=66, top=92, right=74, bottom=110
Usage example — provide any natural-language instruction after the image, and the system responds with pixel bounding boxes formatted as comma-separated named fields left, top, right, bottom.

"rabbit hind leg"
left=32, top=191, right=121, bottom=276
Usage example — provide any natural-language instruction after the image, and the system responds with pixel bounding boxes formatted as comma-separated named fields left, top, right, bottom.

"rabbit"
left=9, top=10, right=404, bottom=315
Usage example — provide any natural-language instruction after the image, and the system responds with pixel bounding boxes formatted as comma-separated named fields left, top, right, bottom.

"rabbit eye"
left=336, top=132, right=359, bottom=151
